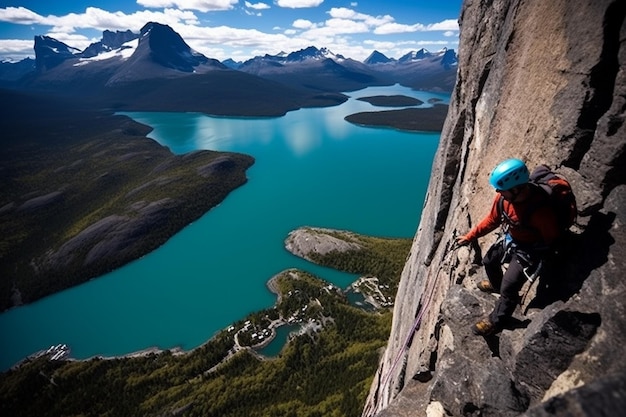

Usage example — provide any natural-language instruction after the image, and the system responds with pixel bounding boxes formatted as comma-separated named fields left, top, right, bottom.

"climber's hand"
left=456, top=235, right=471, bottom=247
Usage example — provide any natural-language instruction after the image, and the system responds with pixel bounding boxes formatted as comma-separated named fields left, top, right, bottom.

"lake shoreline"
left=0, top=84, right=444, bottom=372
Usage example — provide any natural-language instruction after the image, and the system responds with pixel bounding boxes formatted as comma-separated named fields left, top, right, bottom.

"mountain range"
left=0, top=22, right=457, bottom=116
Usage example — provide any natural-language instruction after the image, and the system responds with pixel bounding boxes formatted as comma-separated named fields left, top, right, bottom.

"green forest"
left=0, top=233, right=411, bottom=417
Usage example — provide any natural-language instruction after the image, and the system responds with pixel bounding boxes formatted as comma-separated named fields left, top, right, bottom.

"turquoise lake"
left=0, top=85, right=446, bottom=371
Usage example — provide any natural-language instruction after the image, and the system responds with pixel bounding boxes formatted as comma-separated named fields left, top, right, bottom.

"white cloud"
left=0, top=7, right=200, bottom=34
left=426, top=19, right=459, bottom=31
left=45, top=32, right=95, bottom=50
left=325, top=8, right=457, bottom=36
left=328, top=7, right=393, bottom=26
left=137, top=0, right=238, bottom=13
left=292, top=19, right=315, bottom=29
left=0, top=4, right=460, bottom=63
left=323, top=18, right=368, bottom=34
left=374, top=22, right=423, bottom=35
left=87, top=7, right=200, bottom=30
left=0, top=6, right=42, bottom=25
left=245, top=1, right=270, bottom=10
left=275, top=0, right=324, bottom=8
left=374, top=19, right=459, bottom=35
left=417, top=40, right=452, bottom=46
left=174, top=23, right=315, bottom=60
left=0, top=39, right=36, bottom=61
left=285, top=7, right=391, bottom=39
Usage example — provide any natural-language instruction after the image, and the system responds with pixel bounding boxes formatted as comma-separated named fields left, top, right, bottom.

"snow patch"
left=73, top=39, right=138, bottom=66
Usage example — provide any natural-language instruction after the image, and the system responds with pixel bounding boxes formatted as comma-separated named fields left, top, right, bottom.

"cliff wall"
left=364, top=0, right=626, bottom=416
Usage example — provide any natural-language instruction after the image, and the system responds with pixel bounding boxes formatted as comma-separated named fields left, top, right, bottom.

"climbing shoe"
left=472, top=319, right=496, bottom=336
left=476, top=279, right=495, bottom=293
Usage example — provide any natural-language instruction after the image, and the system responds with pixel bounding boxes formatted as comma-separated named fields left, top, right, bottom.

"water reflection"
left=127, top=84, right=449, bottom=158
left=0, top=84, right=447, bottom=371
left=256, top=324, right=301, bottom=357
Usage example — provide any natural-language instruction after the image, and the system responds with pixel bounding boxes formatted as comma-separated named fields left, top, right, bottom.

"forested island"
left=345, top=95, right=449, bottom=131
left=345, top=104, right=449, bottom=132
left=356, top=94, right=424, bottom=107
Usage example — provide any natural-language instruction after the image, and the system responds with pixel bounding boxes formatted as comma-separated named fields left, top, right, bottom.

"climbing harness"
left=520, top=258, right=543, bottom=311
left=522, top=259, right=543, bottom=283
left=494, top=230, right=545, bottom=312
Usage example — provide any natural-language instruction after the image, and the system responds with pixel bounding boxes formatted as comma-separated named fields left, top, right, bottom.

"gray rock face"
left=285, top=227, right=363, bottom=262
left=45, top=198, right=177, bottom=269
left=363, top=0, right=626, bottom=416
left=521, top=371, right=626, bottom=417
left=17, top=191, right=64, bottom=211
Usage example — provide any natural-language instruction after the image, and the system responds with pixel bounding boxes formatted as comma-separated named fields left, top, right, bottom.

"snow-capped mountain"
left=81, top=30, right=139, bottom=59
left=103, top=22, right=225, bottom=84
left=234, top=45, right=457, bottom=92
left=398, top=48, right=431, bottom=63
left=0, top=23, right=457, bottom=95
left=73, top=39, right=138, bottom=67
left=34, top=35, right=82, bottom=72
left=12, top=22, right=227, bottom=91
left=0, top=57, right=35, bottom=84
left=237, top=46, right=345, bottom=70
left=235, top=46, right=384, bottom=92
left=285, top=46, right=346, bottom=62
left=136, top=22, right=213, bottom=72
left=1, top=23, right=354, bottom=118
left=362, top=47, right=457, bottom=68
left=439, top=48, right=459, bottom=69
left=360, top=47, right=458, bottom=91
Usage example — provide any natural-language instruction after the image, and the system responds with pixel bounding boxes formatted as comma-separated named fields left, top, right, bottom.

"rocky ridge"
left=364, top=0, right=626, bottom=416
left=285, top=227, right=364, bottom=262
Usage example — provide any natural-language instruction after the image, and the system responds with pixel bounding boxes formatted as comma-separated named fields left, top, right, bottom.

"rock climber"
left=456, top=158, right=560, bottom=336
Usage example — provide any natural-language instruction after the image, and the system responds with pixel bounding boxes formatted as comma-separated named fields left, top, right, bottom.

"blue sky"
left=0, top=0, right=463, bottom=62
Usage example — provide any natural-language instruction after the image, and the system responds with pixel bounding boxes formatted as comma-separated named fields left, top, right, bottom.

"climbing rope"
left=380, top=236, right=459, bottom=390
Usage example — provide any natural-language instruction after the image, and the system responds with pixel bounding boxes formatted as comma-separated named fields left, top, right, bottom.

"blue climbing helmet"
left=489, top=158, right=529, bottom=190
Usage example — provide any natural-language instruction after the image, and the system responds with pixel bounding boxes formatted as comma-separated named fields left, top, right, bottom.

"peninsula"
left=0, top=90, right=254, bottom=311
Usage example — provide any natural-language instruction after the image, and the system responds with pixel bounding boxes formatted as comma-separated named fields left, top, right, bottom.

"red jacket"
left=464, top=187, right=559, bottom=246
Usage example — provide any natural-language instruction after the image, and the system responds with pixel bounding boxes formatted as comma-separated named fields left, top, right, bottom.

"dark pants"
left=482, top=242, right=535, bottom=326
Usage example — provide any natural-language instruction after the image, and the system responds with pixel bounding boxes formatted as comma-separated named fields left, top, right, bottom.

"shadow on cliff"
left=528, top=210, right=616, bottom=310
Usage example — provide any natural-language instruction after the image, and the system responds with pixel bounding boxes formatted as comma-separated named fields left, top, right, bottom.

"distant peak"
left=136, top=22, right=212, bottom=72
left=398, top=49, right=432, bottom=63
left=286, top=46, right=343, bottom=62
left=33, top=35, right=81, bottom=71
left=364, top=50, right=392, bottom=64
